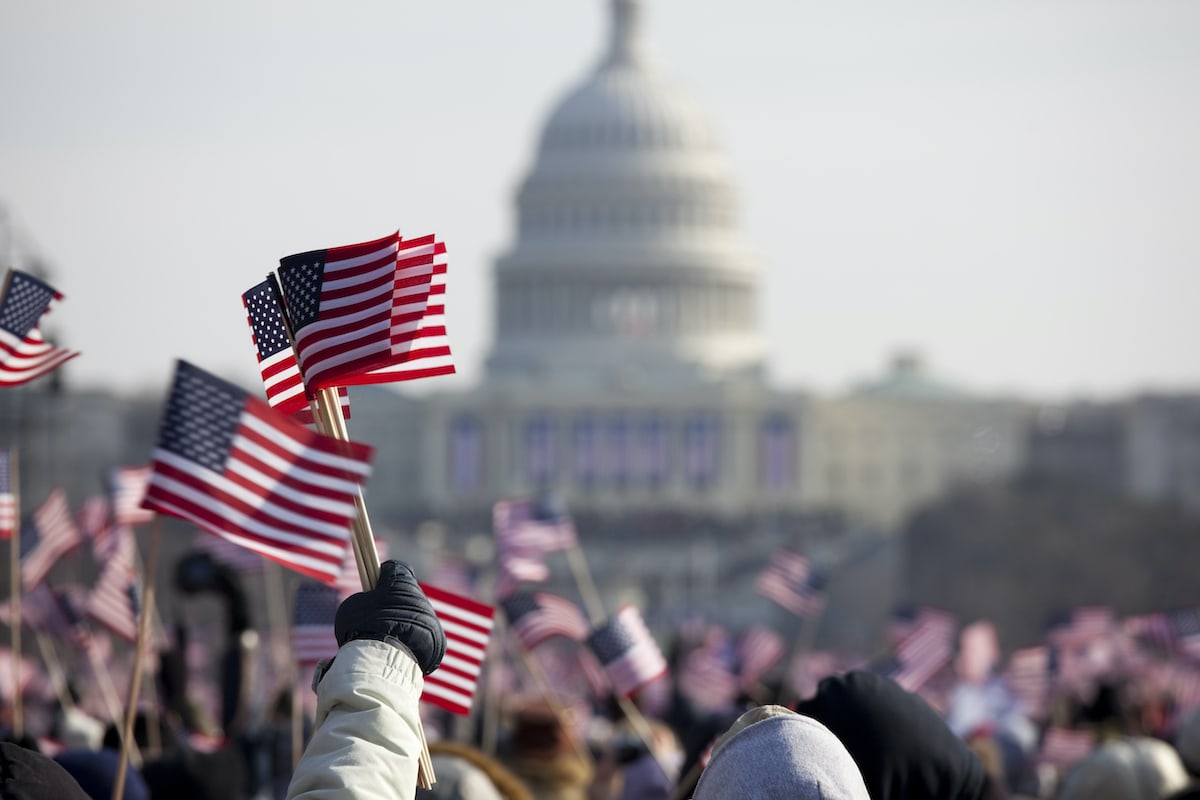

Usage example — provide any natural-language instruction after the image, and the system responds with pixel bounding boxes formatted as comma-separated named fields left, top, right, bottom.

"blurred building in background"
left=2, top=0, right=1198, bottom=641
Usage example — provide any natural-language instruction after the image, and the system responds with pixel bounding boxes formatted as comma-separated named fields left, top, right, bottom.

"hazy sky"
left=2, top=1, right=1198, bottom=402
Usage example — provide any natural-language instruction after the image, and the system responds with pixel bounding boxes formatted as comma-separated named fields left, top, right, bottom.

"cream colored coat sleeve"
left=286, top=639, right=425, bottom=800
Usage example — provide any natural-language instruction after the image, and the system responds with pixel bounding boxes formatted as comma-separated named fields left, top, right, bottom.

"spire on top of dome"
left=605, top=0, right=646, bottom=67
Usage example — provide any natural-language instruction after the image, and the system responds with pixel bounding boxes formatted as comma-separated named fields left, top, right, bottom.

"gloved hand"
left=334, top=560, right=446, bottom=675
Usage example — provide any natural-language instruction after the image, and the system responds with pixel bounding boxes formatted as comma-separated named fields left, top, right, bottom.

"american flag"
left=87, top=526, right=141, bottom=642
left=1168, top=608, right=1200, bottom=661
left=887, top=607, right=957, bottom=693
left=1004, top=645, right=1051, bottom=718
left=355, top=235, right=456, bottom=384
left=21, top=489, right=83, bottom=589
left=586, top=605, right=668, bottom=698
left=495, top=550, right=550, bottom=600
left=1038, top=726, right=1094, bottom=768
left=677, top=632, right=740, bottom=712
left=0, top=450, right=15, bottom=540
left=738, top=624, right=786, bottom=691
left=333, top=537, right=389, bottom=598
left=242, top=276, right=349, bottom=424
left=755, top=549, right=826, bottom=617
left=493, top=497, right=577, bottom=555
left=291, top=582, right=339, bottom=666
left=76, top=495, right=110, bottom=543
left=0, top=269, right=79, bottom=387
left=277, top=233, right=454, bottom=392
left=419, top=583, right=495, bottom=716
left=502, top=591, right=589, bottom=651
left=140, top=360, right=371, bottom=585
left=109, top=466, right=155, bottom=527
left=1050, top=605, right=1113, bottom=650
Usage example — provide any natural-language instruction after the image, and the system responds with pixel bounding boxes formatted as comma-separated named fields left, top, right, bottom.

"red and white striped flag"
left=87, top=526, right=141, bottom=642
left=419, top=583, right=495, bottom=716
left=291, top=582, right=339, bottom=666
left=0, top=269, right=79, bottom=387
left=276, top=232, right=454, bottom=393
left=242, top=276, right=349, bottom=424
left=141, top=360, right=370, bottom=585
left=356, top=235, right=455, bottom=383
left=755, top=549, right=825, bottom=617
left=1038, top=726, right=1094, bottom=768
left=738, top=624, right=786, bottom=691
left=110, top=466, right=155, bottom=528
left=586, top=605, right=668, bottom=698
left=21, top=489, right=83, bottom=589
left=501, top=591, right=589, bottom=651
left=0, top=450, right=15, bottom=540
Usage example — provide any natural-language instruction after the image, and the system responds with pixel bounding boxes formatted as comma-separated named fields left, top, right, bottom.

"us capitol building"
left=5, top=0, right=1199, bottom=635
left=355, top=0, right=1031, bottom=542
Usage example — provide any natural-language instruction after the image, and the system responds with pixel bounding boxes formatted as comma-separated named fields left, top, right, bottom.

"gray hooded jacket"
left=692, top=707, right=870, bottom=800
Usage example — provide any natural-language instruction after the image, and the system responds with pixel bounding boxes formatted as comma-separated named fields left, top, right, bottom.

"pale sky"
left=2, top=0, right=1198, bottom=402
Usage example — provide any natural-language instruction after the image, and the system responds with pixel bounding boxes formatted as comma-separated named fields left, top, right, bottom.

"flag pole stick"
left=88, top=645, right=140, bottom=765
left=33, top=631, right=73, bottom=712
left=9, top=449, right=22, bottom=739
left=113, top=519, right=160, bottom=800
left=513, top=644, right=591, bottom=763
left=565, top=546, right=605, bottom=626
left=614, top=694, right=675, bottom=781
left=309, top=388, right=434, bottom=787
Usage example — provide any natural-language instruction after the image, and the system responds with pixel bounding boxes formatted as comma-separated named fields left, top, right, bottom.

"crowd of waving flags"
left=7, top=255, right=1200, bottom=783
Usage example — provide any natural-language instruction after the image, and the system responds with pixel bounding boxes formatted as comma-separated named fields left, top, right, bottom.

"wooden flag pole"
left=565, top=546, right=605, bottom=627
left=88, top=645, right=140, bottom=766
left=514, top=644, right=591, bottom=763
left=33, top=632, right=73, bottom=712
left=113, top=520, right=161, bottom=800
left=8, top=449, right=22, bottom=739
left=308, top=388, right=435, bottom=788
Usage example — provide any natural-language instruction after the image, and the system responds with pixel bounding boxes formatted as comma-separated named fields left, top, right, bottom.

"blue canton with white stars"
left=19, top=518, right=39, bottom=559
left=277, top=250, right=328, bottom=331
left=587, top=616, right=638, bottom=666
left=501, top=592, right=539, bottom=625
left=0, top=272, right=57, bottom=338
left=244, top=278, right=292, bottom=360
left=155, top=362, right=245, bottom=473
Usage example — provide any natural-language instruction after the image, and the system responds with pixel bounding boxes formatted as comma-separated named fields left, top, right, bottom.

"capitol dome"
left=486, top=0, right=766, bottom=388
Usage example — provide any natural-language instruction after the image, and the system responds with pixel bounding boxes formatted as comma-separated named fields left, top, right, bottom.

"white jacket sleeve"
left=286, top=639, right=425, bottom=800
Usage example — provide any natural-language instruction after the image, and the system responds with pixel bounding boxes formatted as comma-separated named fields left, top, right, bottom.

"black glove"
left=334, top=560, right=446, bottom=675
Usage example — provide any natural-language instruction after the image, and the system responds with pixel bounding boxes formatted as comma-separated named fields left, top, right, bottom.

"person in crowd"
left=285, top=559, right=447, bottom=799
left=1056, top=735, right=1190, bottom=800
left=499, top=697, right=593, bottom=800
left=689, top=704, right=870, bottom=800
left=792, top=669, right=1008, bottom=800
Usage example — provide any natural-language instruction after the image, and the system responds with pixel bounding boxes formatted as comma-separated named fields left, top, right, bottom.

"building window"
left=573, top=415, right=599, bottom=486
left=448, top=415, right=483, bottom=493
left=634, top=415, right=671, bottom=486
left=760, top=415, right=795, bottom=492
left=683, top=413, right=721, bottom=488
left=523, top=414, right=556, bottom=486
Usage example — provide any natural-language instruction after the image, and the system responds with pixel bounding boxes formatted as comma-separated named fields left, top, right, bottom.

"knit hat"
left=692, top=706, right=870, bottom=800
left=0, top=741, right=91, bottom=800
left=1058, top=736, right=1190, bottom=800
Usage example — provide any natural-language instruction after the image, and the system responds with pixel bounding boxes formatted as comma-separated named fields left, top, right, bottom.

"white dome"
left=487, top=0, right=765, bottom=388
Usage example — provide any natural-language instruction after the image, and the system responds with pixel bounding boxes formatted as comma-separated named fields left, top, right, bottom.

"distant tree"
left=901, top=474, right=1200, bottom=649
